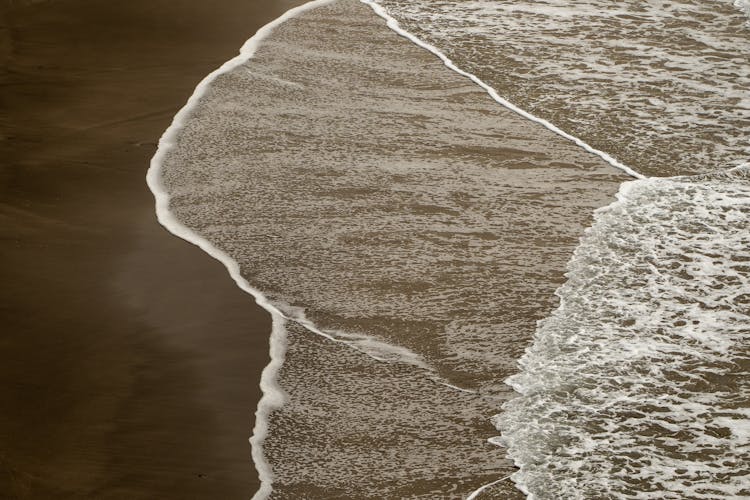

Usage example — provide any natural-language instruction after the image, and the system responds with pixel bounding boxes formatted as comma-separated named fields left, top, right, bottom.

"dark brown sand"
left=1, top=0, right=302, bottom=497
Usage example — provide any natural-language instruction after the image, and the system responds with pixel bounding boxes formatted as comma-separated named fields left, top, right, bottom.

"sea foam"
left=736, top=0, right=750, bottom=18
left=497, top=167, right=750, bottom=499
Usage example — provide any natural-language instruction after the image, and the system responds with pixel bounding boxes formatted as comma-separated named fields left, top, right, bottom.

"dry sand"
left=0, top=0, right=303, bottom=497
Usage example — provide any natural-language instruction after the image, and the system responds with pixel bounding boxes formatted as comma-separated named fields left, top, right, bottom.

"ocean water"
left=150, top=0, right=749, bottom=498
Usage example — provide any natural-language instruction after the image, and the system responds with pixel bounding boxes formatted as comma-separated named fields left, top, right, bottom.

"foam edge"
left=145, top=1, right=336, bottom=498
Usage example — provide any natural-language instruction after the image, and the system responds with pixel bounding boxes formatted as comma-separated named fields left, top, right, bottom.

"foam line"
left=146, top=1, right=337, bottom=497
left=465, top=475, right=513, bottom=500
left=360, top=0, right=645, bottom=180
left=249, top=312, right=288, bottom=500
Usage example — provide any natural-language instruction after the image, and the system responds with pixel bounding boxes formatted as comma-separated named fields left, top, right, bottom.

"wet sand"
left=0, top=0, right=302, bottom=497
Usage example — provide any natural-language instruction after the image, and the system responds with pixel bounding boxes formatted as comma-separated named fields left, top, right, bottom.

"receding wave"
left=497, top=167, right=750, bottom=499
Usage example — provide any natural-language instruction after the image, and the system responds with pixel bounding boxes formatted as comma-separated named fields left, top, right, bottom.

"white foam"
left=250, top=313, right=288, bottom=500
left=495, top=169, right=750, bottom=498
left=360, top=0, right=644, bottom=180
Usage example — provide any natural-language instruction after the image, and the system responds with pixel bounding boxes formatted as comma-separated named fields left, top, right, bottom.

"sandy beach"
left=1, top=0, right=302, bottom=497
left=5, top=0, right=744, bottom=497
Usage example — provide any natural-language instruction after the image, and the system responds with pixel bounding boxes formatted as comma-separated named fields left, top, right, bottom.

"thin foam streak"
left=360, top=0, right=645, bottom=180
left=465, top=475, right=513, bottom=500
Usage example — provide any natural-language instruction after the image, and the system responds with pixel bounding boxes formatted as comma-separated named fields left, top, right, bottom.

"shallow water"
left=154, top=0, right=750, bottom=497
left=159, top=0, right=627, bottom=496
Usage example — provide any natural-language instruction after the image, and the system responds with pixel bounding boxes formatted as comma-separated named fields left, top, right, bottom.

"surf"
left=496, top=167, right=750, bottom=498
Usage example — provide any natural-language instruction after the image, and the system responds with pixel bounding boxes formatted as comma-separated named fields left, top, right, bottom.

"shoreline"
left=143, top=3, right=337, bottom=490
left=1, top=0, right=304, bottom=497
